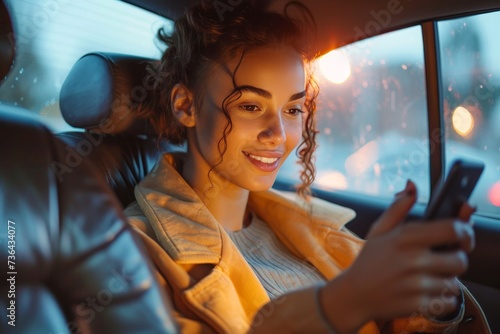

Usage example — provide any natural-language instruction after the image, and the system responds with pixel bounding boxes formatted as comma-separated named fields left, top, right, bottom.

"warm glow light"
left=318, top=50, right=351, bottom=84
left=452, top=106, right=475, bottom=137
left=489, top=181, right=500, bottom=207
left=315, top=171, right=348, bottom=190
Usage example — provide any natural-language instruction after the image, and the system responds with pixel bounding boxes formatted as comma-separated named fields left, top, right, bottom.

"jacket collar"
left=134, top=154, right=356, bottom=265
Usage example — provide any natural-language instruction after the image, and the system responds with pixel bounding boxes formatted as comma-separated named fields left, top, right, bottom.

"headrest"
left=60, top=52, right=158, bottom=135
left=0, top=0, right=15, bottom=81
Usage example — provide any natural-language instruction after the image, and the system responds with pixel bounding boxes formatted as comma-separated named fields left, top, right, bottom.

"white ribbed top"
left=226, top=214, right=326, bottom=299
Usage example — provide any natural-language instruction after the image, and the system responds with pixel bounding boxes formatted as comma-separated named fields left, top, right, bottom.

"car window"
left=0, top=0, right=172, bottom=132
left=437, top=11, right=500, bottom=218
left=277, top=13, right=499, bottom=218
left=278, top=26, right=431, bottom=203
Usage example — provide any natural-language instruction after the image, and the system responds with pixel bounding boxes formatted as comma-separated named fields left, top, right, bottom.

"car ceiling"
left=123, top=0, right=500, bottom=56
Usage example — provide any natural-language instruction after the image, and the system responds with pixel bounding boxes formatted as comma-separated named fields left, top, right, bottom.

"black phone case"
left=424, top=159, right=485, bottom=220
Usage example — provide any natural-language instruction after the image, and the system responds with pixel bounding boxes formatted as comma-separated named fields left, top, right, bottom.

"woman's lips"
left=243, top=151, right=282, bottom=172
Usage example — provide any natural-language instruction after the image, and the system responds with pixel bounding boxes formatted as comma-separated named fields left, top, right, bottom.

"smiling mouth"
left=242, top=152, right=282, bottom=172
left=247, top=154, right=278, bottom=164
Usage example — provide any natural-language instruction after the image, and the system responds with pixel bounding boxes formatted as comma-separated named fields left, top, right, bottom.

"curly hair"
left=140, top=0, right=319, bottom=198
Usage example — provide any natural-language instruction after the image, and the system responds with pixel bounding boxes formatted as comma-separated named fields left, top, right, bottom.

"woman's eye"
left=286, top=108, right=304, bottom=115
left=240, top=105, right=261, bottom=112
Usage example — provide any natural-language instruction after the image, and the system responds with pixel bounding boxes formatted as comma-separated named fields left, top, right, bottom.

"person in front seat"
left=125, top=0, right=491, bottom=332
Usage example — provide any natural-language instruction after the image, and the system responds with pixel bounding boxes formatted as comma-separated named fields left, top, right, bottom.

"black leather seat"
left=57, top=52, right=184, bottom=208
left=0, top=109, right=178, bottom=333
left=0, top=1, right=177, bottom=332
left=0, top=0, right=14, bottom=81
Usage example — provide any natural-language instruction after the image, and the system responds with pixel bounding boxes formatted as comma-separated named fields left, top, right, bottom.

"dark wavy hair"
left=141, top=0, right=319, bottom=198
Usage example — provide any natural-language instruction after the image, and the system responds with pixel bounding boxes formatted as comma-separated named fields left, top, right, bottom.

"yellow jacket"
left=125, top=155, right=491, bottom=333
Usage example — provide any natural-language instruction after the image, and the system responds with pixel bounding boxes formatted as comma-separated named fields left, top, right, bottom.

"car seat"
left=57, top=52, right=183, bottom=208
left=0, top=1, right=177, bottom=332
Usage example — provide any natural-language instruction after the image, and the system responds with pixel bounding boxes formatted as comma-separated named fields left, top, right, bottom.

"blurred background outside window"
left=0, top=0, right=171, bottom=131
left=279, top=13, right=499, bottom=218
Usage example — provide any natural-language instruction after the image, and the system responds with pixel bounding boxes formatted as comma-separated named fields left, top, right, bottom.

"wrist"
left=320, top=272, right=368, bottom=334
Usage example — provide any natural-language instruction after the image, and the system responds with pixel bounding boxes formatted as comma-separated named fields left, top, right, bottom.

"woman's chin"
left=241, top=177, right=278, bottom=192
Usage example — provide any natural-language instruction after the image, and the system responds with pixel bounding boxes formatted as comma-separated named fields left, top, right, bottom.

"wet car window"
left=278, top=12, right=500, bottom=218
left=0, top=0, right=171, bottom=132
left=437, top=11, right=500, bottom=218
left=278, top=26, right=431, bottom=202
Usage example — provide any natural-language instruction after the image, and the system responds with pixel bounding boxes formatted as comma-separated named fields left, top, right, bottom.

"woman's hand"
left=367, top=180, right=476, bottom=239
left=320, top=180, right=476, bottom=333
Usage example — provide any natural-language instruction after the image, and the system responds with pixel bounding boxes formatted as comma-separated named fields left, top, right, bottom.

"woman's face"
left=188, top=46, right=306, bottom=193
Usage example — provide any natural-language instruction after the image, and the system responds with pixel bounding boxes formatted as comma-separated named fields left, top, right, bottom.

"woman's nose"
left=258, top=113, right=286, bottom=145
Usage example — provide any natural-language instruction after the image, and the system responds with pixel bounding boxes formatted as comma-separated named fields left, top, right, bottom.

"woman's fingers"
left=349, top=181, right=476, bottom=322
left=342, top=247, right=463, bottom=321
left=405, top=277, right=461, bottom=319
left=367, top=180, right=417, bottom=239
left=400, top=220, right=475, bottom=253
left=412, top=249, right=469, bottom=277
left=393, top=275, right=461, bottom=300
left=457, top=202, right=476, bottom=222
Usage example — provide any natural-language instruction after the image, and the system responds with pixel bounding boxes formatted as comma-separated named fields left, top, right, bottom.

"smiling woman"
left=177, top=47, right=306, bottom=201
left=1, top=0, right=499, bottom=332
left=123, top=0, right=490, bottom=333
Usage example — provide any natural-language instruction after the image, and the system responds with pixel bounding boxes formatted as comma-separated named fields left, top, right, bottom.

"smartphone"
left=424, top=159, right=485, bottom=220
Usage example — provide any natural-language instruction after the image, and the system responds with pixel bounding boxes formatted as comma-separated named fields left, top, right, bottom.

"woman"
left=125, top=0, right=490, bottom=333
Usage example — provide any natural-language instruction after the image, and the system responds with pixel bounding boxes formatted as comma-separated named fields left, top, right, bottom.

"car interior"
left=1, top=0, right=500, bottom=332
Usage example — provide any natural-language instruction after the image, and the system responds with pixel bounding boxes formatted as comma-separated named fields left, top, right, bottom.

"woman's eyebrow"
left=237, top=85, right=272, bottom=99
left=289, top=91, right=306, bottom=101
left=237, top=85, right=306, bottom=101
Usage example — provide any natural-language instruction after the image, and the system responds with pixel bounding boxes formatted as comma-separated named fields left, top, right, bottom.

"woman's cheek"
left=287, top=119, right=304, bottom=148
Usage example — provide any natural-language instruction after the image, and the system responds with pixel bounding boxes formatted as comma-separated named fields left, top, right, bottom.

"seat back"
left=57, top=52, right=183, bottom=207
left=0, top=0, right=14, bottom=81
left=0, top=109, right=178, bottom=333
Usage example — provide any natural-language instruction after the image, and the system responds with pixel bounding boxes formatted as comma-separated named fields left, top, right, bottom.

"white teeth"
left=249, top=154, right=278, bottom=164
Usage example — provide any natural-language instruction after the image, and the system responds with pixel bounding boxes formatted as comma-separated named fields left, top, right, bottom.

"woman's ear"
left=171, top=83, right=196, bottom=127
